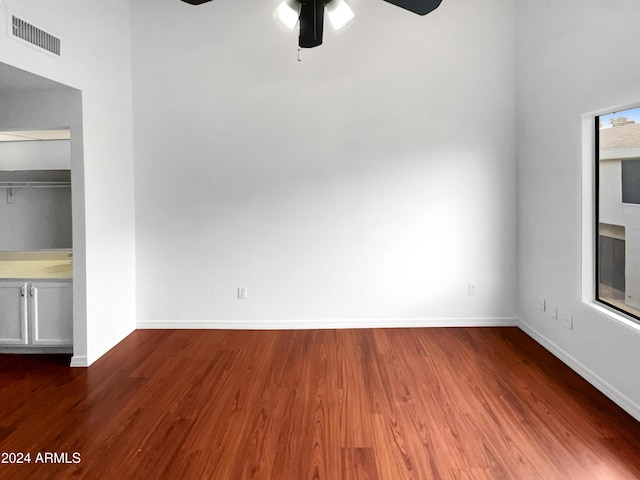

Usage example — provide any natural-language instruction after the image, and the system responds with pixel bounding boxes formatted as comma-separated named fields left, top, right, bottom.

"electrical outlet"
left=562, top=314, right=573, bottom=330
left=546, top=303, right=558, bottom=319
left=538, top=298, right=546, bottom=312
left=468, top=283, right=477, bottom=296
left=238, top=287, right=248, bottom=300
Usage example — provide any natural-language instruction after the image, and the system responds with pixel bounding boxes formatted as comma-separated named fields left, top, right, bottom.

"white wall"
left=132, top=0, right=518, bottom=327
left=0, top=187, right=72, bottom=251
left=516, top=0, right=640, bottom=420
left=0, top=0, right=136, bottom=366
left=0, top=137, right=72, bottom=251
left=0, top=140, right=70, bottom=170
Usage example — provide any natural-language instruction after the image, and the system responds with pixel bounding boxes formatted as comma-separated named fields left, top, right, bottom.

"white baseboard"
left=136, top=317, right=518, bottom=330
left=70, top=326, right=135, bottom=368
left=70, top=355, right=88, bottom=367
left=518, top=320, right=640, bottom=423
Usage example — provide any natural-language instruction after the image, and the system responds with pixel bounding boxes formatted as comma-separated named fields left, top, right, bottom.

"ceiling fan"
left=180, top=0, right=443, bottom=49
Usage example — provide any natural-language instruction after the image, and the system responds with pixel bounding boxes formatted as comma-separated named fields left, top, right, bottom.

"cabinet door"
left=29, top=282, right=72, bottom=346
left=0, top=282, right=28, bottom=345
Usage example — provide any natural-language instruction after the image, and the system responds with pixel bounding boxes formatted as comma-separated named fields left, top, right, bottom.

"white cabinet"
left=0, top=280, right=72, bottom=348
left=29, top=282, right=73, bottom=346
left=0, top=281, right=28, bottom=345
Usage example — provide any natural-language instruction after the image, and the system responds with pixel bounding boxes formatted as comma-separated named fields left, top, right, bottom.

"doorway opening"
left=0, top=62, right=84, bottom=361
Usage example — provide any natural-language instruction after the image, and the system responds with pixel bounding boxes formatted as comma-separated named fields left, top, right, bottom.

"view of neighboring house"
left=598, top=111, right=640, bottom=317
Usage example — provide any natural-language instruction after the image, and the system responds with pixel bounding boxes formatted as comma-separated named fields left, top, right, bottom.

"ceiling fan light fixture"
left=325, top=0, right=354, bottom=30
left=274, top=0, right=300, bottom=30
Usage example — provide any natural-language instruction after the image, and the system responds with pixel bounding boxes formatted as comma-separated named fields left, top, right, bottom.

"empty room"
left=0, top=0, right=639, bottom=478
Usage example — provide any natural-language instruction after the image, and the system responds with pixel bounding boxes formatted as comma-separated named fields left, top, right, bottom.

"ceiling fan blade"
left=299, top=0, right=324, bottom=48
left=180, top=0, right=213, bottom=5
left=382, top=0, right=442, bottom=16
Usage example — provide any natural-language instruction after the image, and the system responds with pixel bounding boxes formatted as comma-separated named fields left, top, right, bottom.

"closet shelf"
left=0, top=170, right=71, bottom=188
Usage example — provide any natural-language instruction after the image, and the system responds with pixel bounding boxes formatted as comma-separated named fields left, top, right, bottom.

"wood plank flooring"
left=0, top=327, right=639, bottom=479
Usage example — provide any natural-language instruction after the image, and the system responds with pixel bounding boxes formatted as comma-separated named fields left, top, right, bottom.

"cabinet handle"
left=30, top=285, right=35, bottom=297
left=20, top=285, right=26, bottom=297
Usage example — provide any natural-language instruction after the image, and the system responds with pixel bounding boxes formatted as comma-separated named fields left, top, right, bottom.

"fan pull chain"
left=298, top=47, right=302, bottom=62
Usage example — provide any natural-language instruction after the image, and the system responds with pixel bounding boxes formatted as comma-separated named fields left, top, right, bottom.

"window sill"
left=584, top=300, right=640, bottom=333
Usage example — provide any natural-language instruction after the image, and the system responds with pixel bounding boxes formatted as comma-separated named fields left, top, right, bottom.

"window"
left=621, top=159, right=640, bottom=204
left=596, top=106, right=640, bottom=320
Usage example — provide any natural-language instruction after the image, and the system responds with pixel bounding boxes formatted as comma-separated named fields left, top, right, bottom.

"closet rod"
left=0, top=182, right=71, bottom=188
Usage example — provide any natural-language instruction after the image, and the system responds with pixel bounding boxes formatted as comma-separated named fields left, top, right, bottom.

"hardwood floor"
left=0, top=327, right=639, bottom=479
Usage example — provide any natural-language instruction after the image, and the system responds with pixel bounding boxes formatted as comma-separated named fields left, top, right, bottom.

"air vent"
left=11, top=15, right=60, bottom=56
